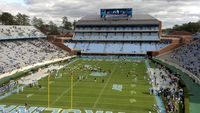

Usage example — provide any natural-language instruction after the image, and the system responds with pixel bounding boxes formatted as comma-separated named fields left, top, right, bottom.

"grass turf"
left=0, top=58, right=156, bottom=113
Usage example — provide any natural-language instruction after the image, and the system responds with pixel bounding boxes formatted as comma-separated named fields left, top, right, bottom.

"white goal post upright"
left=48, top=74, right=50, bottom=108
left=71, top=74, right=73, bottom=109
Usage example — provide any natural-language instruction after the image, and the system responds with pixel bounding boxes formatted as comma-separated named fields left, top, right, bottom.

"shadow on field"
left=144, top=108, right=153, bottom=112
left=142, top=92, right=150, bottom=95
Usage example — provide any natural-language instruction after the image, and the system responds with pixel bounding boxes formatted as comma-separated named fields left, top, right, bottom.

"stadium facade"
left=64, top=8, right=171, bottom=56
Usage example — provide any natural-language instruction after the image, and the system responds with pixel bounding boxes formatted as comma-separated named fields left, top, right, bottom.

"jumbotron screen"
left=100, top=8, right=132, bottom=18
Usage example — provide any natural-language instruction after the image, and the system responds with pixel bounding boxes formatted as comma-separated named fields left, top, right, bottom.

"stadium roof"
left=76, top=14, right=160, bottom=26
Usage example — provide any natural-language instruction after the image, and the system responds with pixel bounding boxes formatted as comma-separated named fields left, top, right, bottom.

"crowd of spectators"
left=161, top=39, right=200, bottom=79
left=149, top=63, right=184, bottom=113
left=0, top=39, right=69, bottom=74
left=0, top=25, right=46, bottom=40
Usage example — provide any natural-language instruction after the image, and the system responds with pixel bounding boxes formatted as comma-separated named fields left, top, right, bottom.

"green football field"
left=0, top=58, right=156, bottom=113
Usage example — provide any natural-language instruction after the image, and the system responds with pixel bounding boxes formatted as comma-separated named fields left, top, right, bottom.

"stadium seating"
left=105, top=43, right=123, bottom=53
left=0, top=39, right=69, bottom=74
left=160, top=39, right=200, bottom=78
left=0, top=25, right=46, bottom=40
left=74, top=25, right=160, bottom=41
left=65, top=42, right=169, bottom=54
left=74, top=32, right=159, bottom=41
left=87, top=43, right=105, bottom=53
left=76, top=26, right=159, bottom=31
left=0, top=25, right=70, bottom=75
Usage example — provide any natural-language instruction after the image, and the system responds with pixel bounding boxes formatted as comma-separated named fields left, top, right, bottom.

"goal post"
left=71, top=75, right=73, bottom=109
left=48, top=74, right=50, bottom=108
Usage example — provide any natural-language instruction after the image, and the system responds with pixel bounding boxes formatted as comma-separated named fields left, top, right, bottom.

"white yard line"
left=92, top=65, right=117, bottom=109
left=51, top=81, right=79, bottom=106
left=46, top=60, right=80, bottom=106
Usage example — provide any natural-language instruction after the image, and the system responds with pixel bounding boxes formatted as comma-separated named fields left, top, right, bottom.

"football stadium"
left=0, top=4, right=200, bottom=113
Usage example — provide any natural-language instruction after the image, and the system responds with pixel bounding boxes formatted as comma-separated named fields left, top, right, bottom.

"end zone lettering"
left=0, top=105, right=125, bottom=113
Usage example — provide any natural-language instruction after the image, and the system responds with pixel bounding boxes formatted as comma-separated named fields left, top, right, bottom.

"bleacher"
left=74, top=24, right=160, bottom=41
left=65, top=12, right=168, bottom=55
left=65, top=42, right=169, bottom=54
left=0, top=25, right=68, bottom=74
left=74, top=32, right=159, bottom=41
left=0, top=25, right=46, bottom=40
left=160, top=39, right=200, bottom=78
left=0, top=39, right=69, bottom=74
left=75, top=26, right=159, bottom=31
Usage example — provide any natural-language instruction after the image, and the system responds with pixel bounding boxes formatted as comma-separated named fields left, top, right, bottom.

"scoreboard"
left=100, top=8, right=132, bottom=18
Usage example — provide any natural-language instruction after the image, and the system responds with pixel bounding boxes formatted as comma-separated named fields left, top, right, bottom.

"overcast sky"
left=0, top=0, right=200, bottom=28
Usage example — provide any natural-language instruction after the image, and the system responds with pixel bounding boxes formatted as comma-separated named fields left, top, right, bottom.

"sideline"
left=0, top=56, right=76, bottom=80
left=155, top=58, right=200, bottom=113
left=0, top=57, right=78, bottom=100
left=145, top=60, right=166, bottom=113
left=0, top=86, right=24, bottom=100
